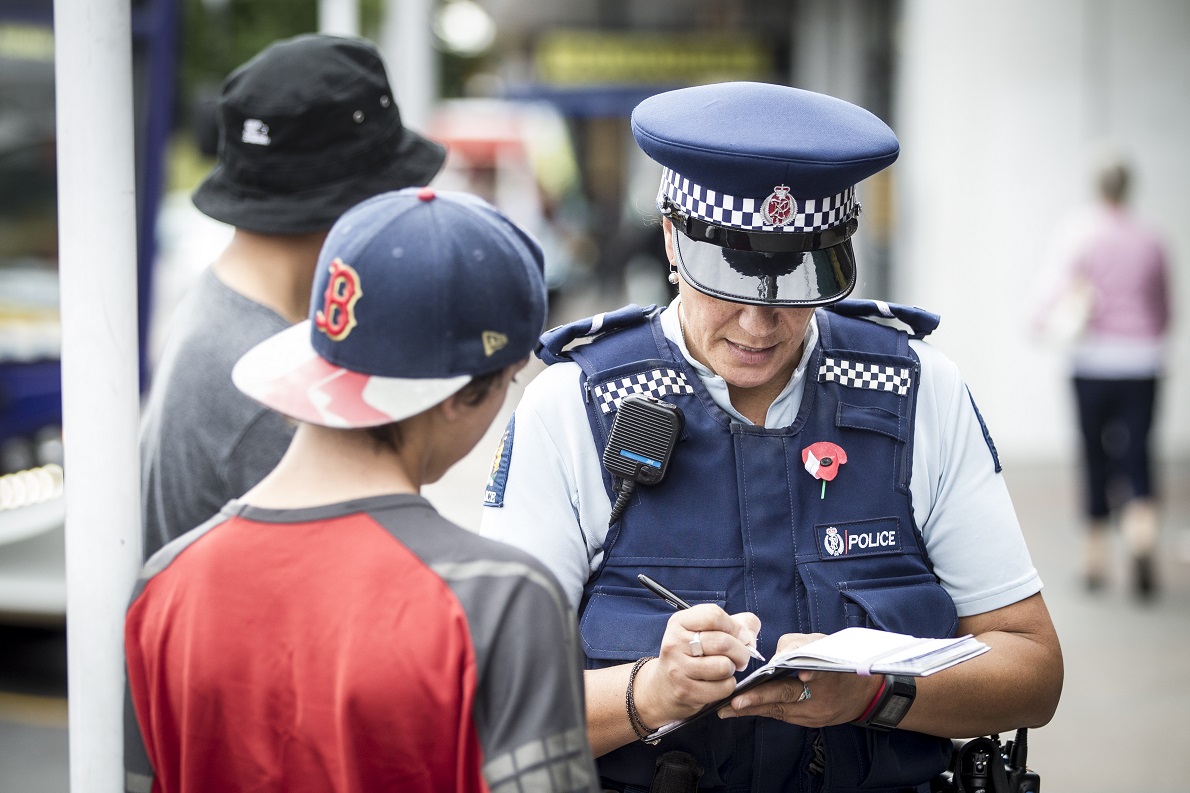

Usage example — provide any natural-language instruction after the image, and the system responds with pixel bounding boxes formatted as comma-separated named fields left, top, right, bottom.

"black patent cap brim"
left=674, top=231, right=856, bottom=306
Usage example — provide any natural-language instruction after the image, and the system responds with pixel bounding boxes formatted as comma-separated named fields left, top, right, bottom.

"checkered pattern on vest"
left=658, top=167, right=858, bottom=233
left=591, top=368, right=694, bottom=414
left=817, top=357, right=912, bottom=396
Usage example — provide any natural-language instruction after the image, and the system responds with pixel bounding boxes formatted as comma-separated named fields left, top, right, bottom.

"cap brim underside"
left=674, top=233, right=856, bottom=306
left=193, top=130, right=447, bottom=235
left=232, top=322, right=472, bottom=428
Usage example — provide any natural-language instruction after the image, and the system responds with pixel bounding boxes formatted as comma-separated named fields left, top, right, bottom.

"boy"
left=125, top=188, right=597, bottom=792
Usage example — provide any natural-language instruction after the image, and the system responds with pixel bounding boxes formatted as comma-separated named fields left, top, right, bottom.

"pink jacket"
left=1072, top=204, right=1171, bottom=340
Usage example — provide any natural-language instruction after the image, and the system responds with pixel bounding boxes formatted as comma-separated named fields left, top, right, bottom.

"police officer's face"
left=677, top=281, right=815, bottom=396
left=664, top=219, right=814, bottom=399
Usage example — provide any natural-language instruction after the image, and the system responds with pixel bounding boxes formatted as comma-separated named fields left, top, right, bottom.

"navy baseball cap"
left=232, top=187, right=547, bottom=428
left=631, top=82, right=899, bottom=306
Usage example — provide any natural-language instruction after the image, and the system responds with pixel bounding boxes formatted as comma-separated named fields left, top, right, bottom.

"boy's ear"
left=436, top=393, right=464, bottom=422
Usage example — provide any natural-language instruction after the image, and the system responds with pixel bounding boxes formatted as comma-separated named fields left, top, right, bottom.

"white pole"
left=380, top=0, right=437, bottom=131
left=319, top=0, right=361, bottom=37
left=53, top=0, right=142, bottom=788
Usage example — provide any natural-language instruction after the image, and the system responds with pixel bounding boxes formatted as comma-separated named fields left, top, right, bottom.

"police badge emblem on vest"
left=823, top=526, right=845, bottom=557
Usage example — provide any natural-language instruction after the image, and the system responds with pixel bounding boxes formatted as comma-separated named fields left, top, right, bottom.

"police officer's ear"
left=661, top=216, right=677, bottom=267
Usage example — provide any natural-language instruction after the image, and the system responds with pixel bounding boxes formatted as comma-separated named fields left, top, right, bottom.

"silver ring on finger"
left=797, top=682, right=811, bottom=702
left=689, top=632, right=704, bottom=658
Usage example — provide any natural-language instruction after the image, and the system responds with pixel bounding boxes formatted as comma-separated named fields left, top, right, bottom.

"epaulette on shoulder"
left=537, top=304, right=660, bottom=365
left=824, top=298, right=939, bottom=340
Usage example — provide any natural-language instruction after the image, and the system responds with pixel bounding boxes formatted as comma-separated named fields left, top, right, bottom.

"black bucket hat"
left=192, top=34, right=446, bottom=235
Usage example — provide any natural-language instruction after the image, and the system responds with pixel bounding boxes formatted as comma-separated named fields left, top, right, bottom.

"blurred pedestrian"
left=139, top=34, right=445, bottom=558
left=1034, top=154, right=1173, bottom=599
left=125, top=188, right=597, bottom=792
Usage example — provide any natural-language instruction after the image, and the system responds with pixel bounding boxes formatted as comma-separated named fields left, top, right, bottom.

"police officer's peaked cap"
left=631, top=82, right=899, bottom=306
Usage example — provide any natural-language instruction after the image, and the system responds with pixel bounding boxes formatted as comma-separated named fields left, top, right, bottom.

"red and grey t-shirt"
left=124, top=494, right=596, bottom=793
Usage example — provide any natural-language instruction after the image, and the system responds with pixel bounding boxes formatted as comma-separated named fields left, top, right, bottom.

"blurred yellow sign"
left=536, top=31, right=772, bottom=86
left=0, top=23, right=54, bottom=62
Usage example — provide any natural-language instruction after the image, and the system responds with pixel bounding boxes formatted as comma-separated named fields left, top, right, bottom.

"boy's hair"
left=364, top=368, right=508, bottom=453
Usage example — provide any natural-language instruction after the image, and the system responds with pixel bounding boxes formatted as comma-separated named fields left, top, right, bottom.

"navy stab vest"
left=539, top=301, right=956, bottom=793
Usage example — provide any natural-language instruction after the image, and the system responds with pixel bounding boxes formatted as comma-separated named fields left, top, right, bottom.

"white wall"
left=895, top=0, right=1190, bottom=463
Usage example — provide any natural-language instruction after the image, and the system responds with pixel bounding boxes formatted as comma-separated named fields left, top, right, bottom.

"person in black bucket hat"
left=192, top=34, right=445, bottom=233
left=140, top=34, right=446, bottom=559
left=479, top=82, right=1063, bottom=791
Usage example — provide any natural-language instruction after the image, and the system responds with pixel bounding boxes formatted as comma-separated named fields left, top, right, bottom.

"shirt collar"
left=658, top=296, right=818, bottom=427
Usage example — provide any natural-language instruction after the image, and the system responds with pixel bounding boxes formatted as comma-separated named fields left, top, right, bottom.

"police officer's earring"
left=667, top=264, right=679, bottom=285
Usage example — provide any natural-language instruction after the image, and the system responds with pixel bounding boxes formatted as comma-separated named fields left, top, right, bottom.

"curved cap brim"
left=673, top=232, right=856, bottom=306
left=232, top=322, right=472, bottom=428
left=193, top=130, right=447, bottom=235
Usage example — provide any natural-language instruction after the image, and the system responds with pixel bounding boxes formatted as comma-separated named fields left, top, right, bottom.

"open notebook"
left=647, top=627, right=989, bottom=741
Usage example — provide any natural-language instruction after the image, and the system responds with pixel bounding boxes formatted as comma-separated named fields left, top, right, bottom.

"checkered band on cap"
left=817, top=357, right=911, bottom=396
left=658, top=168, right=858, bottom=233
left=592, top=368, right=694, bottom=414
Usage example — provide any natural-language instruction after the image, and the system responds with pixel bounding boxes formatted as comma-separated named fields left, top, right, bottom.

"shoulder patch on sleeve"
left=484, top=413, right=515, bottom=508
left=966, top=387, right=1002, bottom=473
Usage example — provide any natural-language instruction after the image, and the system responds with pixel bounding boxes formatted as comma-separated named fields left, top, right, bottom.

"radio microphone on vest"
left=602, top=394, right=684, bottom=526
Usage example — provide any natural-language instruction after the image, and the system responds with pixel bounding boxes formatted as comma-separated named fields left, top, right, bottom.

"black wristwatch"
left=851, top=674, right=916, bottom=731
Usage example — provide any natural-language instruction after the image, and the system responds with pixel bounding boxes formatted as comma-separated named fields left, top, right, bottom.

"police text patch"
left=816, top=518, right=901, bottom=560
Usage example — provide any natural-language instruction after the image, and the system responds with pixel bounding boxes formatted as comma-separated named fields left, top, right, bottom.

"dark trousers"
left=1072, top=376, right=1159, bottom=518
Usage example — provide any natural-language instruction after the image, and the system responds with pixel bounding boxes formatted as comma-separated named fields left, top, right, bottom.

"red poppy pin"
left=802, top=442, right=847, bottom=499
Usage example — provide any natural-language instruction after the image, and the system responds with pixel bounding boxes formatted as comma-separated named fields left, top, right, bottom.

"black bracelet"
left=626, top=656, right=660, bottom=744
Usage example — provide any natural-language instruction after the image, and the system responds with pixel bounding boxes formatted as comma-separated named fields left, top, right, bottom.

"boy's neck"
left=242, top=423, right=422, bottom=510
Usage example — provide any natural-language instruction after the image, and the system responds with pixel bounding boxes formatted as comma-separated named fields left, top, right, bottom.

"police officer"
left=480, top=82, right=1063, bottom=792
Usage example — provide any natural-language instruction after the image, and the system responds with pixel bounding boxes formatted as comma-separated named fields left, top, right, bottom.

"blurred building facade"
left=423, top=0, right=1189, bottom=464
left=895, top=0, right=1190, bottom=463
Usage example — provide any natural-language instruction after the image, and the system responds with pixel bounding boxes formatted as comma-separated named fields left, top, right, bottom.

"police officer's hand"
left=635, top=604, right=762, bottom=725
left=715, top=632, right=885, bottom=727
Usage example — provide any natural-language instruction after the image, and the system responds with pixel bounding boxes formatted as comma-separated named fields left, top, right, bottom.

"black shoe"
left=1134, top=555, right=1157, bottom=600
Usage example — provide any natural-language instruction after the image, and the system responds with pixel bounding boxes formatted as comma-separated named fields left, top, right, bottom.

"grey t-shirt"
left=139, top=268, right=295, bottom=558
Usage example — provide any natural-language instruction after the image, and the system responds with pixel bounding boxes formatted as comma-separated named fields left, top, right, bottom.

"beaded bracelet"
left=626, top=656, right=660, bottom=745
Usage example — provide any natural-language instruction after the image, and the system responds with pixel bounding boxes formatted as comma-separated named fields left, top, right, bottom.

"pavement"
left=994, top=457, right=1190, bottom=791
left=3, top=357, right=1189, bottom=791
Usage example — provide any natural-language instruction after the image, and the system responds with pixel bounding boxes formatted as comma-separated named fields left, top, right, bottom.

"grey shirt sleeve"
left=442, top=555, right=598, bottom=792
left=139, top=269, right=294, bottom=559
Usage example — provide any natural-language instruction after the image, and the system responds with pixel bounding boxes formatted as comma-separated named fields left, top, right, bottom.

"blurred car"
left=0, top=27, right=66, bottom=625
left=0, top=0, right=181, bottom=625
